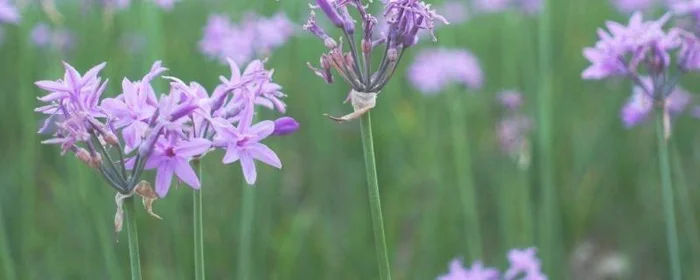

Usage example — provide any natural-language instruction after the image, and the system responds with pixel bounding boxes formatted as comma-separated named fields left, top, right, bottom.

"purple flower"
left=438, top=259, right=500, bottom=280
left=436, top=1, right=470, bottom=24
left=408, top=48, right=483, bottom=94
left=102, top=61, right=165, bottom=153
left=31, top=23, right=52, bottom=47
left=384, top=0, right=449, bottom=43
left=504, top=248, right=547, bottom=280
left=0, top=0, right=20, bottom=24
left=145, top=136, right=211, bottom=197
left=249, top=12, right=296, bottom=52
left=220, top=104, right=281, bottom=185
left=499, top=90, right=524, bottom=111
left=621, top=77, right=690, bottom=128
left=35, top=62, right=109, bottom=154
left=474, top=0, right=511, bottom=13
left=582, top=12, right=677, bottom=80
left=272, top=117, right=300, bottom=136
left=154, top=0, right=177, bottom=10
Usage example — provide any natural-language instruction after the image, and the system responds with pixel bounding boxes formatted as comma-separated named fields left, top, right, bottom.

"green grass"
left=1, top=0, right=699, bottom=279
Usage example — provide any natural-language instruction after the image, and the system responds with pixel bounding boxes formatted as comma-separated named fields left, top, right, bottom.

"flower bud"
left=104, top=131, right=119, bottom=146
left=388, top=48, right=399, bottom=62
left=75, top=147, right=92, bottom=166
left=316, top=0, right=344, bottom=28
left=338, top=6, right=355, bottom=34
left=272, top=117, right=300, bottom=136
left=90, top=152, right=103, bottom=169
left=362, top=39, right=372, bottom=54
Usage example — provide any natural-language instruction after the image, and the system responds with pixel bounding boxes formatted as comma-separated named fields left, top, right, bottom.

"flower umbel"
left=304, top=0, right=447, bottom=122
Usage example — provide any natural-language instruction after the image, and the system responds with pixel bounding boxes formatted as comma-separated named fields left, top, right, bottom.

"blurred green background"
left=1, top=0, right=699, bottom=279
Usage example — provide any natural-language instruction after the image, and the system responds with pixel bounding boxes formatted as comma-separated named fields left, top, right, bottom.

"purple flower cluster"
left=496, top=90, right=532, bottom=167
left=438, top=248, right=547, bottom=280
left=408, top=48, right=483, bottom=95
left=474, top=0, right=542, bottom=15
left=582, top=12, right=700, bottom=133
left=0, top=0, right=20, bottom=24
left=36, top=60, right=298, bottom=197
left=199, top=12, right=295, bottom=65
left=101, top=0, right=178, bottom=11
left=304, top=0, right=447, bottom=121
left=30, top=23, right=76, bottom=53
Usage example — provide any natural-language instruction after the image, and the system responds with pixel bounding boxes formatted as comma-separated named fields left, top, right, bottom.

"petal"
left=227, top=57, right=241, bottom=82
left=240, top=151, right=257, bottom=185
left=248, top=120, right=275, bottom=142
left=145, top=154, right=166, bottom=169
left=174, top=138, right=212, bottom=158
left=35, top=80, right=68, bottom=92
left=155, top=161, right=175, bottom=197
left=222, top=144, right=241, bottom=164
left=249, top=143, right=282, bottom=169
left=174, top=158, right=200, bottom=189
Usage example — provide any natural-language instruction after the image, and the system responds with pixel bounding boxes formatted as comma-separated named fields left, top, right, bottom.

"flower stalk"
left=359, top=112, right=392, bottom=280
left=124, top=197, right=142, bottom=280
left=193, top=160, right=205, bottom=280
left=655, top=104, right=682, bottom=280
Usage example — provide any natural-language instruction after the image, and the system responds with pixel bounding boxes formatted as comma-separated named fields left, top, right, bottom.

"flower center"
left=165, top=147, right=176, bottom=157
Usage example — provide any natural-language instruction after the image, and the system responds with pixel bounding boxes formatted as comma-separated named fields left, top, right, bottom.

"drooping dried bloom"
left=304, top=0, right=447, bottom=122
left=408, top=48, right=483, bottom=95
left=0, top=0, right=20, bottom=24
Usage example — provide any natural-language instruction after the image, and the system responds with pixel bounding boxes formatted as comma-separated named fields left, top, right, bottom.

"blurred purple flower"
left=437, top=259, right=500, bottom=280
left=436, top=1, right=470, bottom=24
left=200, top=13, right=295, bottom=65
left=408, top=48, right=483, bottom=94
left=475, top=0, right=511, bottom=13
left=154, top=0, right=177, bottom=10
left=581, top=12, right=677, bottom=80
left=504, top=248, right=547, bottom=280
left=145, top=136, right=211, bottom=197
left=120, top=33, right=147, bottom=54
left=621, top=77, right=690, bottom=127
left=499, top=90, right=525, bottom=110
left=31, top=23, right=52, bottom=47
left=0, top=0, right=20, bottom=24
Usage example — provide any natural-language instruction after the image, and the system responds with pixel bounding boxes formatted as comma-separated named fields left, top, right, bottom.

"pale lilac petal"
left=248, top=120, right=275, bottom=142
left=174, top=138, right=212, bottom=158
left=249, top=143, right=281, bottom=168
left=240, top=151, right=257, bottom=185
left=37, top=91, right=70, bottom=102
left=155, top=161, right=175, bottom=197
left=222, top=143, right=241, bottom=164
left=35, top=80, right=69, bottom=92
left=174, top=158, right=200, bottom=189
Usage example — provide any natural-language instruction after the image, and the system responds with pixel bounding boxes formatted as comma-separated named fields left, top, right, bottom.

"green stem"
left=537, top=0, right=560, bottom=276
left=446, top=92, right=483, bottom=259
left=0, top=205, right=15, bottom=279
left=655, top=110, right=682, bottom=280
left=237, top=185, right=255, bottom=280
left=193, top=160, right=205, bottom=280
left=125, top=198, right=142, bottom=280
left=359, top=112, right=392, bottom=280
left=671, top=146, right=700, bottom=277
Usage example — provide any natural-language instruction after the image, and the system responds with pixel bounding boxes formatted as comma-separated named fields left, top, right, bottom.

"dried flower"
left=304, top=0, right=447, bottom=122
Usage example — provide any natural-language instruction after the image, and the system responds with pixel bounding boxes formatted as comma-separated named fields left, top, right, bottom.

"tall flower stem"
left=446, top=91, right=482, bottom=259
left=193, top=160, right=205, bottom=280
left=124, top=197, right=142, bottom=280
left=655, top=108, right=682, bottom=280
left=536, top=0, right=560, bottom=276
left=237, top=185, right=255, bottom=280
left=359, top=112, right=392, bottom=280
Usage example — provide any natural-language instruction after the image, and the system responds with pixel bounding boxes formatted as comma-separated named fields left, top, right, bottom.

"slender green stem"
left=124, top=198, right=142, bottom=280
left=537, top=0, right=560, bottom=276
left=446, top=92, right=483, bottom=259
left=237, top=185, right=255, bottom=280
left=193, top=160, right=205, bottom=280
left=671, top=146, right=700, bottom=277
left=0, top=205, right=16, bottom=279
left=655, top=109, right=682, bottom=280
left=359, top=112, right=392, bottom=280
